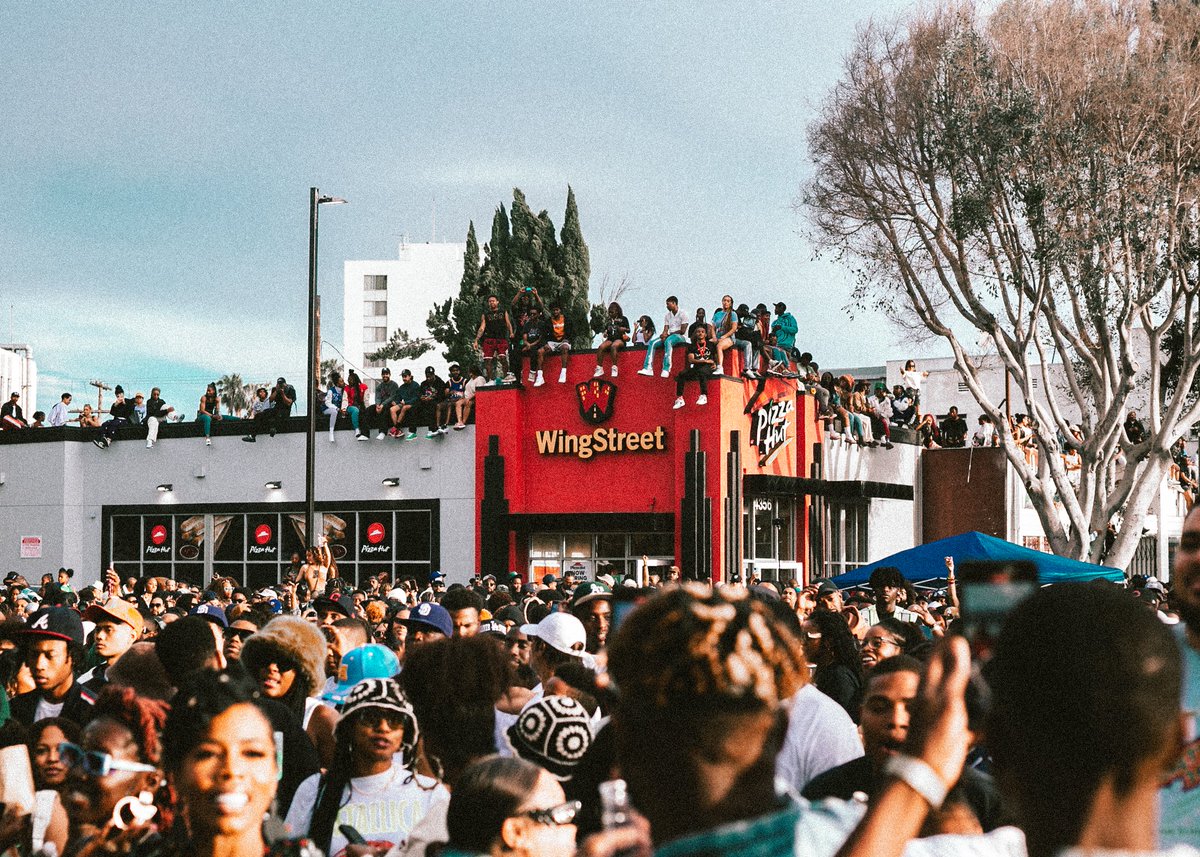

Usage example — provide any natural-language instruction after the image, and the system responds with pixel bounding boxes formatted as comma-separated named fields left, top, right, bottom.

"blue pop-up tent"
left=828, top=531, right=1123, bottom=588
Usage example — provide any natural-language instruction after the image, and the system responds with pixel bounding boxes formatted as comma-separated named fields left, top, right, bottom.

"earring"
left=112, top=791, right=157, bottom=829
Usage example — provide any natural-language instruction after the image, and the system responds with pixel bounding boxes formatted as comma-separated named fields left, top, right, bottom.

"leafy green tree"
left=427, top=189, right=599, bottom=366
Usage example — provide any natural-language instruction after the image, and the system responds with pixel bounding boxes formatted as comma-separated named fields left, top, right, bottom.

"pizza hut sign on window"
left=144, top=522, right=172, bottom=558
left=359, top=520, right=392, bottom=559
left=247, top=519, right=278, bottom=559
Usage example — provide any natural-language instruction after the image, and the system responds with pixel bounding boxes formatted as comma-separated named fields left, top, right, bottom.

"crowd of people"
left=0, top=509, right=1193, bottom=857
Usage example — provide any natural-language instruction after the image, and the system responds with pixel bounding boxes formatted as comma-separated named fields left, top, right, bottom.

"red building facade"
left=474, top=349, right=820, bottom=582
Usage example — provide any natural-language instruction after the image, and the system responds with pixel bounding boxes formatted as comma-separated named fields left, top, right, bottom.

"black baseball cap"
left=22, top=607, right=85, bottom=646
left=314, top=594, right=354, bottom=619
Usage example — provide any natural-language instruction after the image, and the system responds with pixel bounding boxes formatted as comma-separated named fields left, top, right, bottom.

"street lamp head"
left=317, top=195, right=348, bottom=205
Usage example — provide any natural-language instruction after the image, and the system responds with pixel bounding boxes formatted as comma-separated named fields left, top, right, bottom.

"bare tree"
left=804, top=0, right=1200, bottom=567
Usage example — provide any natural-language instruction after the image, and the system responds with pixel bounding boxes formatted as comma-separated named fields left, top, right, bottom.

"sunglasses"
left=521, top=800, right=581, bottom=827
left=226, top=628, right=255, bottom=641
left=59, top=742, right=157, bottom=778
left=354, top=708, right=408, bottom=730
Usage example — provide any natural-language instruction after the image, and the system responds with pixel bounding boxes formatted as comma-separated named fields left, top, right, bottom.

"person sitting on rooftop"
left=939, top=406, right=968, bottom=448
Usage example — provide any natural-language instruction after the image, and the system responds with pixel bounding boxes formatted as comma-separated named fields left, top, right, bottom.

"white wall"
left=0, top=428, right=475, bottom=587
left=343, top=242, right=466, bottom=384
left=823, top=437, right=921, bottom=563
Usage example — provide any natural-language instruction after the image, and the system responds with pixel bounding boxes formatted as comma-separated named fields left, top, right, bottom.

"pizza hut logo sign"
left=361, top=521, right=390, bottom=555
left=145, top=524, right=171, bottom=557
left=248, top=521, right=277, bottom=557
left=576, top=379, right=617, bottom=425
left=750, top=397, right=794, bottom=467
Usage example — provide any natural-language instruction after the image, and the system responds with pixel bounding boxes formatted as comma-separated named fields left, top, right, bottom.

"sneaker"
left=426, top=430, right=438, bottom=439
left=242, top=436, right=255, bottom=443
left=454, top=422, right=467, bottom=430
left=534, top=372, right=545, bottom=387
left=439, top=426, right=450, bottom=435
left=611, top=366, right=619, bottom=377
left=673, top=396, right=686, bottom=410
left=593, top=366, right=604, bottom=378
left=205, top=438, right=212, bottom=446
left=405, top=431, right=417, bottom=440
left=503, top=373, right=516, bottom=383
left=527, top=371, right=536, bottom=382
left=637, top=368, right=654, bottom=377
left=269, top=427, right=276, bottom=438
left=146, top=440, right=154, bottom=448
left=93, top=438, right=105, bottom=449
left=558, top=369, right=567, bottom=383
left=329, top=435, right=336, bottom=443
left=388, top=427, right=401, bottom=438
left=696, top=395, right=708, bottom=405
left=661, top=368, right=670, bottom=377
left=376, top=432, right=385, bottom=440
left=356, top=433, right=368, bottom=442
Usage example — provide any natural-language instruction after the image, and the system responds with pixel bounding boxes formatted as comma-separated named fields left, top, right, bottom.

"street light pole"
left=305, top=188, right=347, bottom=549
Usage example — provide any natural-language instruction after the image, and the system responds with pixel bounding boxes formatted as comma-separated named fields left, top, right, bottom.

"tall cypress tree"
left=428, top=188, right=596, bottom=368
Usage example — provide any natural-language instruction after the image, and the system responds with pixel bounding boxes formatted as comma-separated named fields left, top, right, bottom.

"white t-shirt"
left=34, top=698, right=64, bottom=721
left=663, top=309, right=688, bottom=336
left=382, top=787, right=450, bottom=857
left=775, top=683, right=863, bottom=793
left=285, top=762, right=445, bottom=857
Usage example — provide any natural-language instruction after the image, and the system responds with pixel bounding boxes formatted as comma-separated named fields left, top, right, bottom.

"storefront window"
left=528, top=533, right=674, bottom=579
left=564, top=534, right=592, bottom=559
left=743, top=497, right=798, bottom=582
left=105, top=504, right=438, bottom=587
left=826, top=501, right=868, bottom=577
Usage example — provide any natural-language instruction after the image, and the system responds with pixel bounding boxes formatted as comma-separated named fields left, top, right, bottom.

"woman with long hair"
left=286, top=679, right=442, bottom=857
left=711, top=295, right=737, bottom=375
left=196, top=382, right=221, bottom=447
left=593, top=303, right=630, bottom=378
left=344, top=370, right=367, bottom=441
left=29, top=717, right=77, bottom=855
left=632, top=315, right=655, bottom=346
left=239, top=616, right=339, bottom=768
left=801, top=610, right=864, bottom=719
left=61, top=686, right=168, bottom=857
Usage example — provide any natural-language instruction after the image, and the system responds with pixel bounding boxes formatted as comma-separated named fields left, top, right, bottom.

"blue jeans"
left=734, top=337, right=756, bottom=375
left=643, top=334, right=688, bottom=372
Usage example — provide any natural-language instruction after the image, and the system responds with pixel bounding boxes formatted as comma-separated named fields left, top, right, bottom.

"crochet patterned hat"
left=507, top=694, right=593, bottom=781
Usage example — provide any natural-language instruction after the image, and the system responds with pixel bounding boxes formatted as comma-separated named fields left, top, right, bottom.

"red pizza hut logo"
left=254, top=524, right=273, bottom=545
left=366, top=522, right=386, bottom=544
left=576, top=379, right=617, bottom=425
left=150, top=525, right=168, bottom=546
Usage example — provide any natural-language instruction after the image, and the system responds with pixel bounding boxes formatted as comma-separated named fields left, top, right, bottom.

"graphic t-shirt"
left=1162, top=625, right=1200, bottom=846
left=688, top=340, right=714, bottom=367
left=285, top=763, right=445, bottom=857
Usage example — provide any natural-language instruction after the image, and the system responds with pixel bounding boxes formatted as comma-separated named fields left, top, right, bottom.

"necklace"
left=350, top=765, right=398, bottom=797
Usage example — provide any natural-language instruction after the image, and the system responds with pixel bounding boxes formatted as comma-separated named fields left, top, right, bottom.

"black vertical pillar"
left=809, top=441, right=824, bottom=579
left=681, top=429, right=712, bottom=580
left=480, top=434, right=509, bottom=577
left=725, top=431, right=742, bottom=582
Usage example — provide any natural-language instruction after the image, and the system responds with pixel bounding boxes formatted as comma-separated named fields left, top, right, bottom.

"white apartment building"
left=0, top=344, right=38, bottom=415
left=342, top=241, right=466, bottom=383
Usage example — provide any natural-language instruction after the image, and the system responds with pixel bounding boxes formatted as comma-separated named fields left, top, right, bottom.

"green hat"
left=569, top=581, right=612, bottom=608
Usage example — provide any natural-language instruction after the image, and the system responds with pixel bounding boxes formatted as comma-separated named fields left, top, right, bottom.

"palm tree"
left=218, top=374, right=249, bottom=416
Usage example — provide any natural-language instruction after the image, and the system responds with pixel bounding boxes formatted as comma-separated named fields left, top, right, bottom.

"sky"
left=1, top=1, right=944, bottom=415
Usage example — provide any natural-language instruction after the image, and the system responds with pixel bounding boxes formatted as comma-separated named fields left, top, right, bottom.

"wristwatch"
left=883, top=754, right=948, bottom=809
